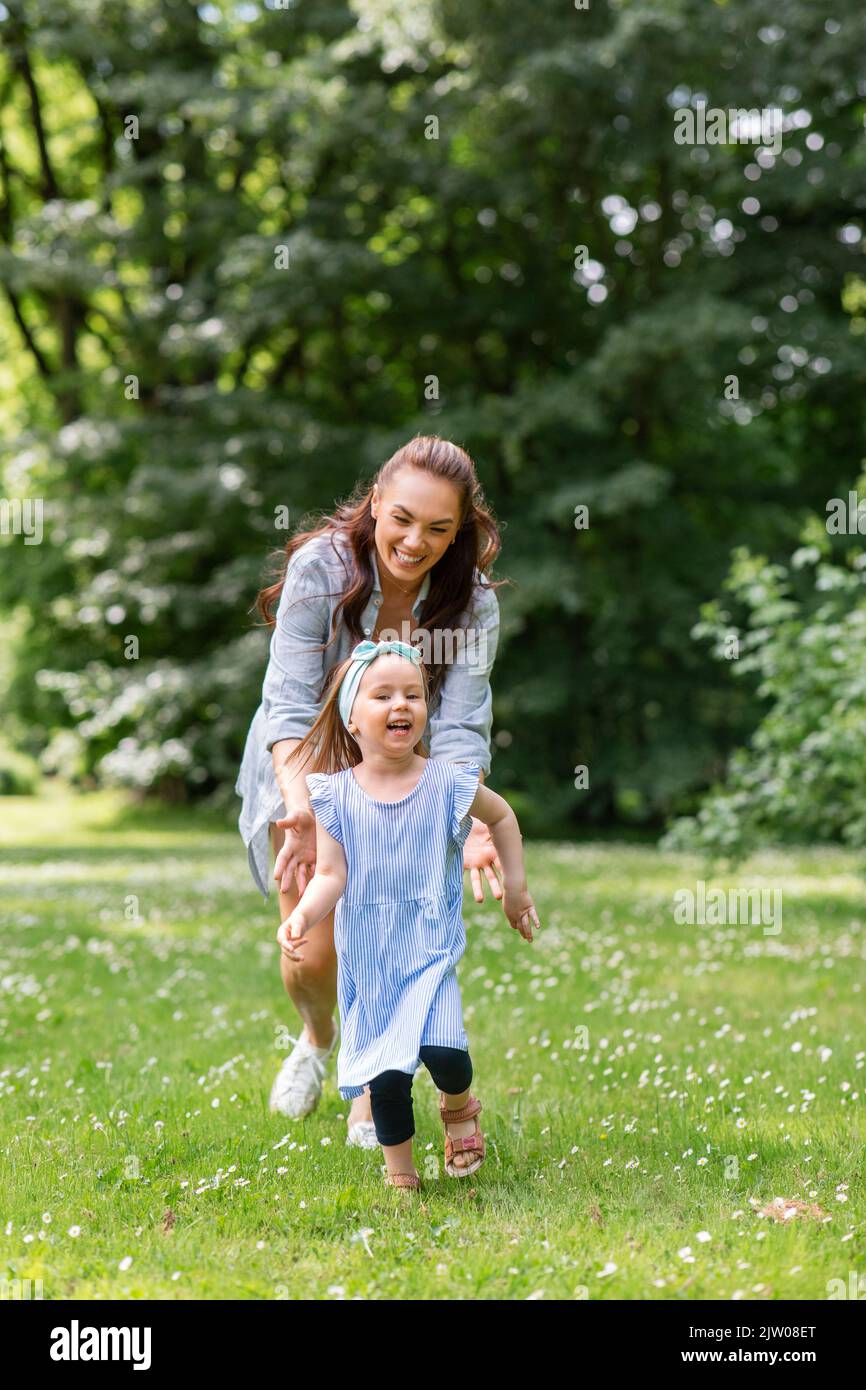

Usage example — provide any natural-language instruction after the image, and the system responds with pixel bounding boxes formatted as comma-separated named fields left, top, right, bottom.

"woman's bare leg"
left=270, top=823, right=372, bottom=1125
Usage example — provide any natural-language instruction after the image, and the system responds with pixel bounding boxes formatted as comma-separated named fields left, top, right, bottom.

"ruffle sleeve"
left=451, top=760, right=482, bottom=847
left=305, top=772, right=344, bottom=845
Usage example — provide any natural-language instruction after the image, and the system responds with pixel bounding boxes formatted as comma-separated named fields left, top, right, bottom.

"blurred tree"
left=0, top=0, right=864, bottom=832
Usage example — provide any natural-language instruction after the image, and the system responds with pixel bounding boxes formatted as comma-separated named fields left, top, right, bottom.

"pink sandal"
left=439, top=1094, right=485, bottom=1178
left=383, top=1171, right=421, bottom=1193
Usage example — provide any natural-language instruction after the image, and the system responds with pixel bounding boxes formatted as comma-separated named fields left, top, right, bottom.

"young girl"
left=275, top=638, right=539, bottom=1193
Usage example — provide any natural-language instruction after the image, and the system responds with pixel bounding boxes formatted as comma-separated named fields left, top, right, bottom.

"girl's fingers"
left=469, top=867, right=484, bottom=903
left=518, top=907, right=537, bottom=940
left=276, top=929, right=304, bottom=961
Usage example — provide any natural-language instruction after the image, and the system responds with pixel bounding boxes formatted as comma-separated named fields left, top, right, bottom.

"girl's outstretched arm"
left=276, top=820, right=347, bottom=960
left=467, top=784, right=540, bottom=941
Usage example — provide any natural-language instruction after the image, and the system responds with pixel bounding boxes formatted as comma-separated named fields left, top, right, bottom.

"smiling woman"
left=234, top=435, right=507, bottom=1144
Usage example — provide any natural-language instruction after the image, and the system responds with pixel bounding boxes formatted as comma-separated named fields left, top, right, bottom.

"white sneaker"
left=346, top=1120, right=380, bottom=1150
left=269, top=1018, right=338, bottom=1118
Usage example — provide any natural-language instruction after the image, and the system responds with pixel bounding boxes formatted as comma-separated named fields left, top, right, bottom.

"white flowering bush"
left=34, top=631, right=266, bottom=800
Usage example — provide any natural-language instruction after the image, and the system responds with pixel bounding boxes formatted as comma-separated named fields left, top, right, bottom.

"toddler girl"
left=276, top=639, right=539, bottom=1192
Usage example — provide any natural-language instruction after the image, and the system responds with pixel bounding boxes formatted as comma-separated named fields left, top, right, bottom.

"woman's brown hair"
left=283, top=651, right=432, bottom=776
left=255, top=435, right=503, bottom=704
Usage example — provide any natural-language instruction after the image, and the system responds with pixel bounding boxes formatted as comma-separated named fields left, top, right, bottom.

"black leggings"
left=368, top=1045, right=473, bottom=1147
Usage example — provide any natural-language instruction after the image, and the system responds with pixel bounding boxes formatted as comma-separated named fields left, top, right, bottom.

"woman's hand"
left=463, top=817, right=504, bottom=903
left=273, top=806, right=317, bottom=896
left=502, top=883, right=540, bottom=942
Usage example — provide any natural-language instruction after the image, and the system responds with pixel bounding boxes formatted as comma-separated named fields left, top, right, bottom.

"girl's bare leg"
left=381, top=1139, right=417, bottom=1181
left=381, top=1091, right=475, bottom=1178
left=440, top=1087, right=475, bottom=1170
left=270, top=822, right=372, bottom=1126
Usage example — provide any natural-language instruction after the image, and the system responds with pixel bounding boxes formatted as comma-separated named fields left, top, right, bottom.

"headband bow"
left=337, top=639, right=423, bottom=730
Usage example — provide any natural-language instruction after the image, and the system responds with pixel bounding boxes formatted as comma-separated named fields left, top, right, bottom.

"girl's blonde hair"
left=284, top=651, right=431, bottom=776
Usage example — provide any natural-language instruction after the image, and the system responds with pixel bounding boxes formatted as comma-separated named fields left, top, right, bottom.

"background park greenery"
left=1, top=0, right=865, bottom=1308
left=1, top=0, right=865, bottom=847
left=1, top=790, right=863, bottom=1300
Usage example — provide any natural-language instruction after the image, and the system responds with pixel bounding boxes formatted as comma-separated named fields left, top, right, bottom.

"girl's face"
left=371, top=467, right=462, bottom=588
left=348, top=654, right=427, bottom=752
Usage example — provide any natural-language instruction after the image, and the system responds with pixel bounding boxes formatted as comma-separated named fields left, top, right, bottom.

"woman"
left=235, top=435, right=505, bottom=1147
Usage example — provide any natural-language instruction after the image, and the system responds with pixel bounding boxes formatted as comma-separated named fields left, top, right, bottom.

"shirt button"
left=364, top=628, right=371, bottom=635
left=374, top=599, right=381, bottom=606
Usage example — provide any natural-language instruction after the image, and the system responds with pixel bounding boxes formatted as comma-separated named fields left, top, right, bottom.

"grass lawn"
left=1, top=785, right=863, bottom=1300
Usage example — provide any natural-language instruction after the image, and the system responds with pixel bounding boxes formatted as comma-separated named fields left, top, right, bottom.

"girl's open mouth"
left=386, top=719, right=413, bottom=737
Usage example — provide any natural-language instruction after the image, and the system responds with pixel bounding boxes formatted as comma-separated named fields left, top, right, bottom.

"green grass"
left=1, top=785, right=863, bottom=1300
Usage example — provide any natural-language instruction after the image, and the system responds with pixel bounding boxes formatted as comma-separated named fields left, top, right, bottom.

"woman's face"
left=371, top=467, right=462, bottom=588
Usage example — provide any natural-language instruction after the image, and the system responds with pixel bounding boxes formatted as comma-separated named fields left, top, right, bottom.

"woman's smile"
left=392, top=545, right=426, bottom=569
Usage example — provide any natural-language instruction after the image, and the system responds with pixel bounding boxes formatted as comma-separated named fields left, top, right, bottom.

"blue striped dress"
left=305, top=758, right=481, bottom=1100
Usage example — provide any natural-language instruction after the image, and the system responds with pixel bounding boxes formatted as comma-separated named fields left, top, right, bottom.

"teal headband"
left=337, top=640, right=423, bottom=731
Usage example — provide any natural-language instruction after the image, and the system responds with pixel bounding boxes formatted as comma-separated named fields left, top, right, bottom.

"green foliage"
left=0, top=737, right=40, bottom=794
left=1, top=0, right=865, bottom=832
left=1, top=791, right=864, bottom=1299
left=663, top=485, right=866, bottom=857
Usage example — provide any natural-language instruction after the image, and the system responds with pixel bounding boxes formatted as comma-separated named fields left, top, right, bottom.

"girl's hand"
left=502, top=885, right=540, bottom=942
left=273, top=806, right=317, bottom=896
left=463, top=818, right=504, bottom=903
left=276, top=909, right=309, bottom=961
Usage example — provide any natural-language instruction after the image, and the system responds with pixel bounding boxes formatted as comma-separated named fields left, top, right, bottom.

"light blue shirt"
left=235, top=529, right=500, bottom=897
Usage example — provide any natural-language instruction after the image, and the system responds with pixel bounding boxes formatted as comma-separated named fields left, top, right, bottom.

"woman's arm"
left=262, top=549, right=330, bottom=754
left=271, top=737, right=318, bottom=895
left=426, top=582, right=499, bottom=770
left=261, top=549, right=331, bottom=892
left=428, top=583, right=502, bottom=901
left=272, top=737, right=311, bottom=811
